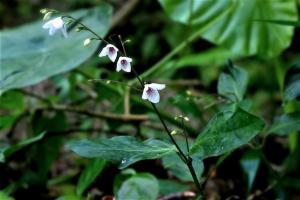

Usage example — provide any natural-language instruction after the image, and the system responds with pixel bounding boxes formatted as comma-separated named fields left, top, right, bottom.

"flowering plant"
left=1, top=2, right=299, bottom=200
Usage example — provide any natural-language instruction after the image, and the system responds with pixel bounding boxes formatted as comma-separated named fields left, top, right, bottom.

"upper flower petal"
left=51, top=17, right=64, bottom=29
left=148, top=83, right=165, bottom=90
left=123, top=57, right=132, bottom=62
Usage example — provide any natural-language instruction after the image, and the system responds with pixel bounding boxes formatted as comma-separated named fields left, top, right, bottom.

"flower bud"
left=43, top=12, right=52, bottom=21
left=83, top=38, right=91, bottom=46
left=186, top=90, right=192, bottom=96
left=40, top=9, right=48, bottom=14
left=123, top=39, right=131, bottom=44
left=76, top=27, right=85, bottom=32
left=171, top=130, right=177, bottom=135
left=184, top=117, right=190, bottom=122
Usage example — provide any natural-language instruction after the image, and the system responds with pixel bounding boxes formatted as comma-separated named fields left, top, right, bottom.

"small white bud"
left=106, top=80, right=111, bottom=84
left=184, top=117, right=190, bottom=122
left=186, top=90, right=192, bottom=96
left=123, top=39, right=131, bottom=44
left=40, top=9, right=48, bottom=14
left=171, top=130, right=177, bottom=135
left=43, top=12, right=52, bottom=21
left=83, top=38, right=91, bottom=46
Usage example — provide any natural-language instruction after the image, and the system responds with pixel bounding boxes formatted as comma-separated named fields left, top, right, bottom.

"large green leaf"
left=190, top=106, right=264, bottom=158
left=217, top=60, right=248, bottom=102
left=269, top=112, right=300, bottom=135
left=284, top=64, right=300, bottom=101
left=256, top=19, right=300, bottom=27
left=76, top=158, right=106, bottom=196
left=159, top=0, right=297, bottom=56
left=68, top=136, right=176, bottom=169
left=0, top=4, right=112, bottom=92
left=116, top=173, right=159, bottom=200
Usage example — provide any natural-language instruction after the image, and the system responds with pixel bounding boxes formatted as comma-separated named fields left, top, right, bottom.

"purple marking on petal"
left=121, top=59, right=127, bottom=66
left=146, top=87, right=154, bottom=96
left=108, top=47, right=115, bottom=54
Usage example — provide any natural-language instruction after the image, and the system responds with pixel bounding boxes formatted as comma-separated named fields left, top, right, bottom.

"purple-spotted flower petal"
left=43, top=17, right=67, bottom=38
left=142, top=83, right=165, bottom=103
left=99, top=44, right=118, bottom=62
left=116, top=57, right=132, bottom=72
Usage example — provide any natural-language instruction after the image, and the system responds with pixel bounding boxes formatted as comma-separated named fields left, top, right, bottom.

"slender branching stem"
left=64, top=15, right=202, bottom=194
left=88, top=79, right=142, bottom=92
left=118, top=35, right=127, bottom=56
left=62, top=15, right=109, bottom=44
left=181, top=118, right=190, bottom=153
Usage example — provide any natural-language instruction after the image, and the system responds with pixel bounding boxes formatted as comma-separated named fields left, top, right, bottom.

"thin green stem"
left=181, top=118, right=190, bottom=153
left=151, top=103, right=187, bottom=163
left=118, top=35, right=127, bottom=56
left=118, top=31, right=202, bottom=194
left=186, top=157, right=202, bottom=193
left=63, top=15, right=109, bottom=44
left=88, top=79, right=142, bottom=92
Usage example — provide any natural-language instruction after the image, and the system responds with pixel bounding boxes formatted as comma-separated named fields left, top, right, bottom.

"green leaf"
left=256, top=19, right=300, bottom=27
left=159, top=0, right=297, bottom=56
left=24, top=136, right=63, bottom=185
left=76, top=158, right=106, bottom=196
left=68, top=136, right=176, bottom=169
left=162, top=153, right=203, bottom=182
left=0, top=131, right=46, bottom=162
left=190, top=106, right=265, bottom=158
left=117, top=173, right=159, bottom=200
left=240, top=150, right=261, bottom=192
left=284, top=64, right=300, bottom=101
left=113, top=169, right=137, bottom=195
left=269, top=112, right=300, bottom=135
left=0, top=4, right=112, bottom=92
left=158, top=179, right=191, bottom=196
left=0, top=192, right=14, bottom=200
left=0, top=91, right=24, bottom=130
left=217, top=60, right=248, bottom=102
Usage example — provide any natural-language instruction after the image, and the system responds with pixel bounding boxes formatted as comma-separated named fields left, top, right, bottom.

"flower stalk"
left=41, top=10, right=203, bottom=195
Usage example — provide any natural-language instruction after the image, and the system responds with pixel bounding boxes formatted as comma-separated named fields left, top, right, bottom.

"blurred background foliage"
left=0, top=0, right=300, bottom=199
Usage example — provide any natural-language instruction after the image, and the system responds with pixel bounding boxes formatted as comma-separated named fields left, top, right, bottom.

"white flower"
left=43, top=17, right=67, bottom=38
left=142, top=83, right=165, bottom=104
left=116, top=57, right=132, bottom=72
left=99, top=44, right=118, bottom=62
